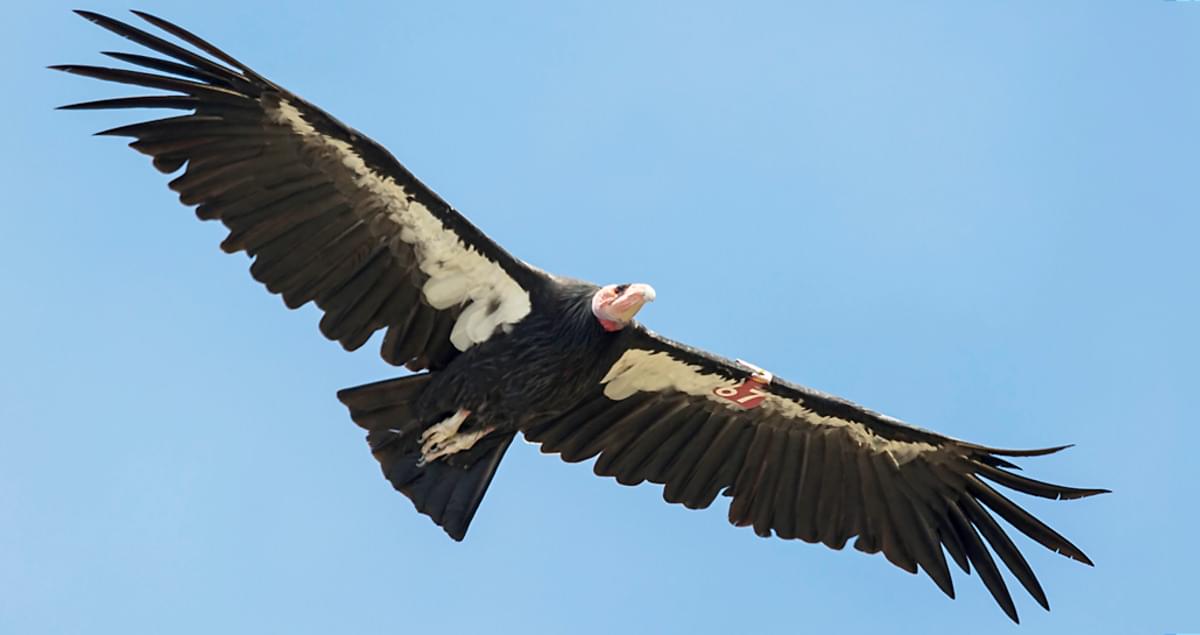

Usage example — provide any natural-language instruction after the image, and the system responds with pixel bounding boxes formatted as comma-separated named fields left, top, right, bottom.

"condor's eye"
left=614, top=284, right=629, bottom=295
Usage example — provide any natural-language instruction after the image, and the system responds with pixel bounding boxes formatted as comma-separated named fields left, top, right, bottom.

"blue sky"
left=2, top=1, right=1197, bottom=633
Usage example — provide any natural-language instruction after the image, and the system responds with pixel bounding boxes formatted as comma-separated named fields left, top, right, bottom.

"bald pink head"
left=591, top=283, right=656, bottom=331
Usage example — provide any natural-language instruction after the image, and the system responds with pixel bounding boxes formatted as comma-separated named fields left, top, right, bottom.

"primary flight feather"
left=53, top=10, right=1108, bottom=623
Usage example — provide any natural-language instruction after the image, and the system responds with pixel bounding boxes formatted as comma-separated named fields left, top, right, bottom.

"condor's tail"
left=337, top=374, right=514, bottom=541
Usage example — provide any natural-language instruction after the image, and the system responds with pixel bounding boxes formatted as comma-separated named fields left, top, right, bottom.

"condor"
left=54, top=10, right=1107, bottom=623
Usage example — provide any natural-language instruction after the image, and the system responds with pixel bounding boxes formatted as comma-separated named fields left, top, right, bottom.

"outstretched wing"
left=524, top=326, right=1107, bottom=623
left=53, top=10, right=549, bottom=370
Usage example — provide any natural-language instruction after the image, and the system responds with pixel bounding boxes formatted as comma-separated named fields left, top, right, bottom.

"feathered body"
left=418, top=279, right=617, bottom=430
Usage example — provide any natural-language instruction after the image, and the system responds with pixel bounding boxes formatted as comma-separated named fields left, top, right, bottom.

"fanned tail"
left=338, top=375, right=513, bottom=541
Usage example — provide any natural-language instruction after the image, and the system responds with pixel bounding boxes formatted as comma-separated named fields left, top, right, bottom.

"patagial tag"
left=713, top=381, right=769, bottom=409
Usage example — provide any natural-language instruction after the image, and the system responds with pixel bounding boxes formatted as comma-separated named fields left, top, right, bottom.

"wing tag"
left=735, top=358, right=774, bottom=385
left=712, top=359, right=774, bottom=409
left=713, top=382, right=769, bottom=409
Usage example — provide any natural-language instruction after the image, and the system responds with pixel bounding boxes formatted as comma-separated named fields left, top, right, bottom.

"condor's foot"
left=418, top=409, right=492, bottom=465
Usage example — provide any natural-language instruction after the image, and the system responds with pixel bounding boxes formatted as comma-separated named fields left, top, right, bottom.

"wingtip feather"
left=128, top=9, right=264, bottom=80
left=978, top=443, right=1074, bottom=458
left=1068, top=549, right=1096, bottom=567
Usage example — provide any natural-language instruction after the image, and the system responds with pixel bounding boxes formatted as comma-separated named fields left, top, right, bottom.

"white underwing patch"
left=601, top=349, right=937, bottom=465
left=269, top=99, right=531, bottom=350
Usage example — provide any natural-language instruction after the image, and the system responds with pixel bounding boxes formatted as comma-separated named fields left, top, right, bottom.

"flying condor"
left=54, top=10, right=1107, bottom=623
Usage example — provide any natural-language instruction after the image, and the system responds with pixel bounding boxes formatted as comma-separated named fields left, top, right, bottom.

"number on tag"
left=713, top=382, right=768, bottom=409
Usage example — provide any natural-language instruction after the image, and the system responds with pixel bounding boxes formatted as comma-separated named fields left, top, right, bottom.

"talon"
left=420, top=426, right=494, bottom=464
left=420, top=409, right=470, bottom=455
left=418, top=409, right=492, bottom=464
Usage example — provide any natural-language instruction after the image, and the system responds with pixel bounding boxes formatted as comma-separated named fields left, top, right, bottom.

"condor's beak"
left=634, top=283, right=657, bottom=303
left=610, top=283, right=656, bottom=322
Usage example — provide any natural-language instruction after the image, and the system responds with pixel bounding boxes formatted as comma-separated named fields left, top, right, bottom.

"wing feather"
left=662, top=409, right=727, bottom=507
left=527, top=325, right=1106, bottom=623
left=55, top=11, right=548, bottom=369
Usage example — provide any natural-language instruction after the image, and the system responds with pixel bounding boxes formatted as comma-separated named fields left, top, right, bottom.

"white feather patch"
left=268, top=99, right=531, bottom=351
left=601, top=349, right=937, bottom=465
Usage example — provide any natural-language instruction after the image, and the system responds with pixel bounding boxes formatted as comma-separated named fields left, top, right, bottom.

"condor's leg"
left=419, top=409, right=493, bottom=464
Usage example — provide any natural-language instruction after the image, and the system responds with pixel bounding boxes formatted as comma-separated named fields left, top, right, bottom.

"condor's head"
left=591, top=283, right=656, bottom=332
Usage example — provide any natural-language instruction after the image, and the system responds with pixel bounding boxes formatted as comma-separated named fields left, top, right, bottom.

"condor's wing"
left=53, top=10, right=549, bottom=370
left=524, top=325, right=1107, bottom=623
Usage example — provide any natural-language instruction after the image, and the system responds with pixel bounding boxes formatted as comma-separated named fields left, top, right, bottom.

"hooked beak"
left=609, top=283, right=656, bottom=322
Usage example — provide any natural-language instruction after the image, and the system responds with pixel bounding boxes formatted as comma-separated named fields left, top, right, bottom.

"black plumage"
left=55, top=10, right=1108, bottom=624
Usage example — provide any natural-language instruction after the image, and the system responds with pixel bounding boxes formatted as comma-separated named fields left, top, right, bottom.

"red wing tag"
left=713, top=381, right=769, bottom=409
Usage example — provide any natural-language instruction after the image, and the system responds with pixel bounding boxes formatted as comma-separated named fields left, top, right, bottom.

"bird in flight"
left=53, top=10, right=1107, bottom=623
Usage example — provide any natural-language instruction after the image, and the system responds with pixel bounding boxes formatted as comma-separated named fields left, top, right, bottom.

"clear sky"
left=1, top=1, right=1196, bottom=633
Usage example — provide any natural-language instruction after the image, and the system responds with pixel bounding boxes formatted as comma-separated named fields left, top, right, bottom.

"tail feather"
left=338, top=374, right=513, bottom=541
